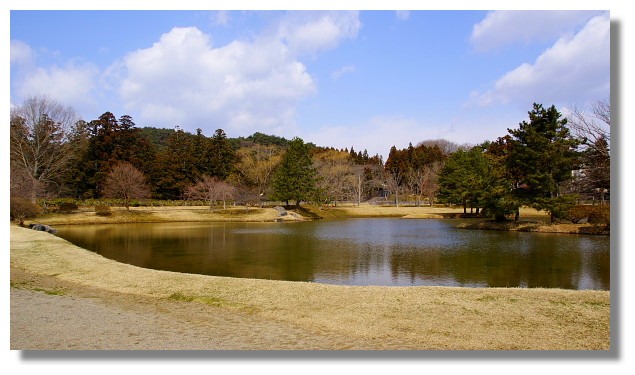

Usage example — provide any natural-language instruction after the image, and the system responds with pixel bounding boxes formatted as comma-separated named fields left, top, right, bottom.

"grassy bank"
left=10, top=225, right=610, bottom=350
left=457, top=220, right=610, bottom=235
left=31, top=205, right=305, bottom=226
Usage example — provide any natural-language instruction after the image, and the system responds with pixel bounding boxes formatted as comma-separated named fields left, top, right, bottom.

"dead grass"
left=33, top=205, right=302, bottom=225
left=457, top=220, right=609, bottom=235
left=10, top=225, right=610, bottom=350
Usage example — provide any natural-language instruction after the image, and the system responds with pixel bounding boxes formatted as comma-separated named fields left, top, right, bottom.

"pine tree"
left=271, top=137, right=317, bottom=206
left=507, top=103, right=581, bottom=222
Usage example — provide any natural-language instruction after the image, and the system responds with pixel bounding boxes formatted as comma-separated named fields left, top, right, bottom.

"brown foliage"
left=10, top=197, right=40, bottom=225
left=185, top=176, right=236, bottom=211
left=102, top=162, right=150, bottom=210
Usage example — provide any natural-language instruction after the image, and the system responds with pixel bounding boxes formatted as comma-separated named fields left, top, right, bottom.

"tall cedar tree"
left=151, top=129, right=199, bottom=199
left=76, top=112, right=155, bottom=198
left=506, top=103, right=580, bottom=222
left=271, top=137, right=317, bottom=206
left=208, top=129, right=236, bottom=179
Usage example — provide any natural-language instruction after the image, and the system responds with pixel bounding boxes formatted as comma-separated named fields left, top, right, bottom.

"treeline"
left=10, top=95, right=609, bottom=223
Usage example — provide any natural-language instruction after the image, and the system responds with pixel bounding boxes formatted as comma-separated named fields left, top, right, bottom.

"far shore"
left=10, top=225, right=610, bottom=350
left=29, top=203, right=608, bottom=235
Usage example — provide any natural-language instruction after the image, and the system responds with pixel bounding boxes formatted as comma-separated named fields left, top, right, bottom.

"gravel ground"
left=10, top=271, right=379, bottom=350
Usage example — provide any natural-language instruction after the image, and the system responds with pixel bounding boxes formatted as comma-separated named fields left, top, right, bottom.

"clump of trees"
left=437, top=103, right=585, bottom=222
left=9, top=95, right=608, bottom=224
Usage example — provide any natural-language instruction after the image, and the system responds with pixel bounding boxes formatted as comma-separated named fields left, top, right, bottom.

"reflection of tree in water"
left=59, top=220, right=610, bottom=290
left=388, top=233, right=608, bottom=290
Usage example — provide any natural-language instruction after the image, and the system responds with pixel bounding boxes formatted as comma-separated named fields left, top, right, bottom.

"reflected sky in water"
left=58, top=219, right=610, bottom=290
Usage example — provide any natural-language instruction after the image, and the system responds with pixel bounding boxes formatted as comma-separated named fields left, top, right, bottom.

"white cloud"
left=11, top=39, right=100, bottom=113
left=396, top=11, right=410, bottom=20
left=470, top=10, right=604, bottom=52
left=115, top=11, right=362, bottom=136
left=470, top=12, right=610, bottom=108
left=16, top=63, right=100, bottom=110
left=213, top=10, right=231, bottom=27
left=331, top=65, right=356, bottom=80
left=10, top=40, right=34, bottom=66
left=116, top=26, right=315, bottom=135
left=275, top=11, right=361, bottom=56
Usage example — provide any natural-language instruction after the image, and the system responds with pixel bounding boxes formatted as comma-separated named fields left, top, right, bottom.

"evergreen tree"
left=506, top=103, right=581, bottom=222
left=78, top=112, right=155, bottom=198
left=438, top=148, right=486, bottom=214
left=208, top=129, right=236, bottom=179
left=271, top=137, right=317, bottom=206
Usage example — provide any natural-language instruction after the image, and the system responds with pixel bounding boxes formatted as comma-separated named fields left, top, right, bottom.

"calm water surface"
left=57, top=219, right=610, bottom=290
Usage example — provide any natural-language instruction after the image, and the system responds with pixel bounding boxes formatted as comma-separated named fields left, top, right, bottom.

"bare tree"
left=566, top=99, right=611, bottom=202
left=312, top=149, right=357, bottom=206
left=185, top=176, right=236, bottom=212
left=10, top=95, right=80, bottom=202
left=102, top=162, right=151, bottom=210
left=234, top=144, right=283, bottom=206
left=420, top=161, right=444, bottom=206
left=417, top=139, right=469, bottom=156
left=385, top=170, right=403, bottom=207
left=567, top=99, right=610, bottom=147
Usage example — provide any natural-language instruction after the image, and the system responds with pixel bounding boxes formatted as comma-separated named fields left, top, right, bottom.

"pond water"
left=57, top=219, right=610, bottom=290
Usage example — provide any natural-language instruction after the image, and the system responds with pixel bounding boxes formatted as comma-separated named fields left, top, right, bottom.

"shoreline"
left=29, top=204, right=609, bottom=236
left=10, top=224, right=610, bottom=350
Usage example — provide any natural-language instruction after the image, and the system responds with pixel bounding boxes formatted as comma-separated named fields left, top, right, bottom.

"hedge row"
left=565, top=205, right=610, bottom=227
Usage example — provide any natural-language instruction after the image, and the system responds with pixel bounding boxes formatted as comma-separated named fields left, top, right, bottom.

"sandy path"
left=10, top=271, right=382, bottom=350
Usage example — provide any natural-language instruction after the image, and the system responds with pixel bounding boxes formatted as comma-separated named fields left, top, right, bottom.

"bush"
left=10, top=197, right=39, bottom=224
left=565, top=205, right=593, bottom=224
left=95, top=205, right=112, bottom=216
left=588, top=206, right=610, bottom=227
left=58, top=202, right=79, bottom=213
left=564, top=205, right=610, bottom=227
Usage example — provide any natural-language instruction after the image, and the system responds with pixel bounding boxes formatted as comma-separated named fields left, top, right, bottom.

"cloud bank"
left=470, top=12, right=610, bottom=108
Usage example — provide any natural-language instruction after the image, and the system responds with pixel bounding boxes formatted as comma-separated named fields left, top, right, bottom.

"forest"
left=10, top=96, right=610, bottom=223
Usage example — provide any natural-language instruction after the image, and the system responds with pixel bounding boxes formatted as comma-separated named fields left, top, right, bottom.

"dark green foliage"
left=271, top=137, right=317, bottom=206
left=150, top=128, right=236, bottom=199
left=438, top=143, right=522, bottom=220
left=244, top=132, right=290, bottom=147
left=503, top=104, right=581, bottom=222
left=10, top=197, right=39, bottom=224
left=140, top=127, right=175, bottom=152
left=74, top=112, right=156, bottom=197
left=208, top=129, right=236, bottom=179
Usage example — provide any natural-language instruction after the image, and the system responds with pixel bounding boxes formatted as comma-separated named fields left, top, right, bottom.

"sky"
left=9, top=9, right=611, bottom=158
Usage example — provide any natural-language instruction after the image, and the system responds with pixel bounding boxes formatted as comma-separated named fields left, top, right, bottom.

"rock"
left=28, top=223, right=58, bottom=235
left=273, top=206, right=287, bottom=216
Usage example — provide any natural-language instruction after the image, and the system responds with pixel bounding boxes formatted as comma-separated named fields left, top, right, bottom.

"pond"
left=57, top=219, right=610, bottom=290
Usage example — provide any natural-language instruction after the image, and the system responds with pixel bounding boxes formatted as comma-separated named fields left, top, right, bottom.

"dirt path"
left=10, top=270, right=390, bottom=350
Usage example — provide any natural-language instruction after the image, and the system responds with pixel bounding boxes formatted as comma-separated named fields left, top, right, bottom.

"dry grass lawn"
left=35, top=205, right=304, bottom=225
left=10, top=225, right=610, bottom=350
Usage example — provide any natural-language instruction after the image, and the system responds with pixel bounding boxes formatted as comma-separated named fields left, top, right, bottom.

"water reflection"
left=58, top=219, right=610, bottom=290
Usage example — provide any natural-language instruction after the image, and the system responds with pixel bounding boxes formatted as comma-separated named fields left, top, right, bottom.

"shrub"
left=58, top=202, right=79, bottom=213
left=565, top=205, right=593, bottom=224
left=95, top=205, right=112, bottom=216
left=10, top=197, right=39, bottom=225
left=564, top=205, right=610, bottom=227
left=588, top=206, right=610, bottom=227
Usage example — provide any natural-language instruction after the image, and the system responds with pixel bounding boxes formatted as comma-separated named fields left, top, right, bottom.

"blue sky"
left=10, top=9, right=610, bottom=158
